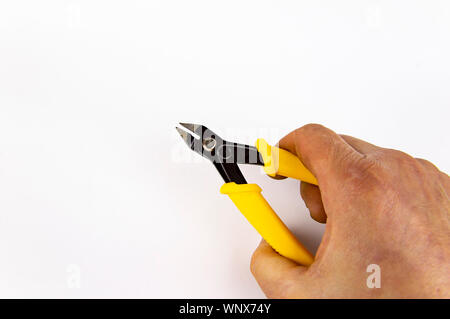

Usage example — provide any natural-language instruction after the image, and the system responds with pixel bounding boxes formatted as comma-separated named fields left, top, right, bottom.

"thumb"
left=250, top=240, right=309, bottom=298
left=279, top=124, right=361, bottom=186
left=279, top=124, right=364, bottom=191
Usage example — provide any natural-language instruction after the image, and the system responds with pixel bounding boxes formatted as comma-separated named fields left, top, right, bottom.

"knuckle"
left=396, top=152, right=417, bottom=167
left=415, top=158, right=439, bottom=172
left=380, top=148, right=416, bottom=167
left=295, top=123, right=327, bottom=138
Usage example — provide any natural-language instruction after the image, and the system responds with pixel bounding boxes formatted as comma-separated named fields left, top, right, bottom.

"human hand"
left=250, top=124, right=450, bottom=298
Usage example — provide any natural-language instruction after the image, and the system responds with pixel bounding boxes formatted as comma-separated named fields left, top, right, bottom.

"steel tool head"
left=175, top=123, right=264, bottom=166
left=176, top=122, right=265, bottom=183
left=176, top=122, right=224, bottom=163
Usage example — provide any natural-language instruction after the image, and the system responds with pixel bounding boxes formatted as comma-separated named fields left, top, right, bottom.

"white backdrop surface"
left=0, top=1, right=449, bottom=298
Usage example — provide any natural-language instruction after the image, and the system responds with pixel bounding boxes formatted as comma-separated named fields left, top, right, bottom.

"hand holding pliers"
left=176, top=123, right=318, bottom=266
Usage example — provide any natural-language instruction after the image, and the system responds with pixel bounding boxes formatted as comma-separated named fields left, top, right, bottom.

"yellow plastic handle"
left=256, top=138, right=318, bottom=185
left=220, top=182, right=314, bottom=266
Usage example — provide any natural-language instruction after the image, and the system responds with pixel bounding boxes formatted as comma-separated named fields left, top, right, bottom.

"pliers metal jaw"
left=176, top=122, right=318, bottom=266
left=176, top=123, right=263, bottom=184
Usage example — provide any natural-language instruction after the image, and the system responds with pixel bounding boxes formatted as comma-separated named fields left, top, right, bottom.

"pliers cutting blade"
left=176, top=123, right=264, bottom=184
left=176, top=123, right=318, bottom=266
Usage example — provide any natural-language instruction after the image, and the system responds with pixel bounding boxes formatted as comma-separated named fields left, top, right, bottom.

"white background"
left=0, top=1, right=449, bottom=298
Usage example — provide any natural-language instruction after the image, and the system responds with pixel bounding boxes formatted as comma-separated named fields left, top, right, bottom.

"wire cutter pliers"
left=176, top=123, right=318, bottom=266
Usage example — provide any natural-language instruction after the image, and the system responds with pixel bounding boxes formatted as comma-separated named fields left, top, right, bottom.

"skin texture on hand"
left=250, top=124, right=450, bottom=298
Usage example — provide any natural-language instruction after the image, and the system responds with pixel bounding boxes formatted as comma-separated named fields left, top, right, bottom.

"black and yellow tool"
left=176, top=123, right=318, bottom=266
